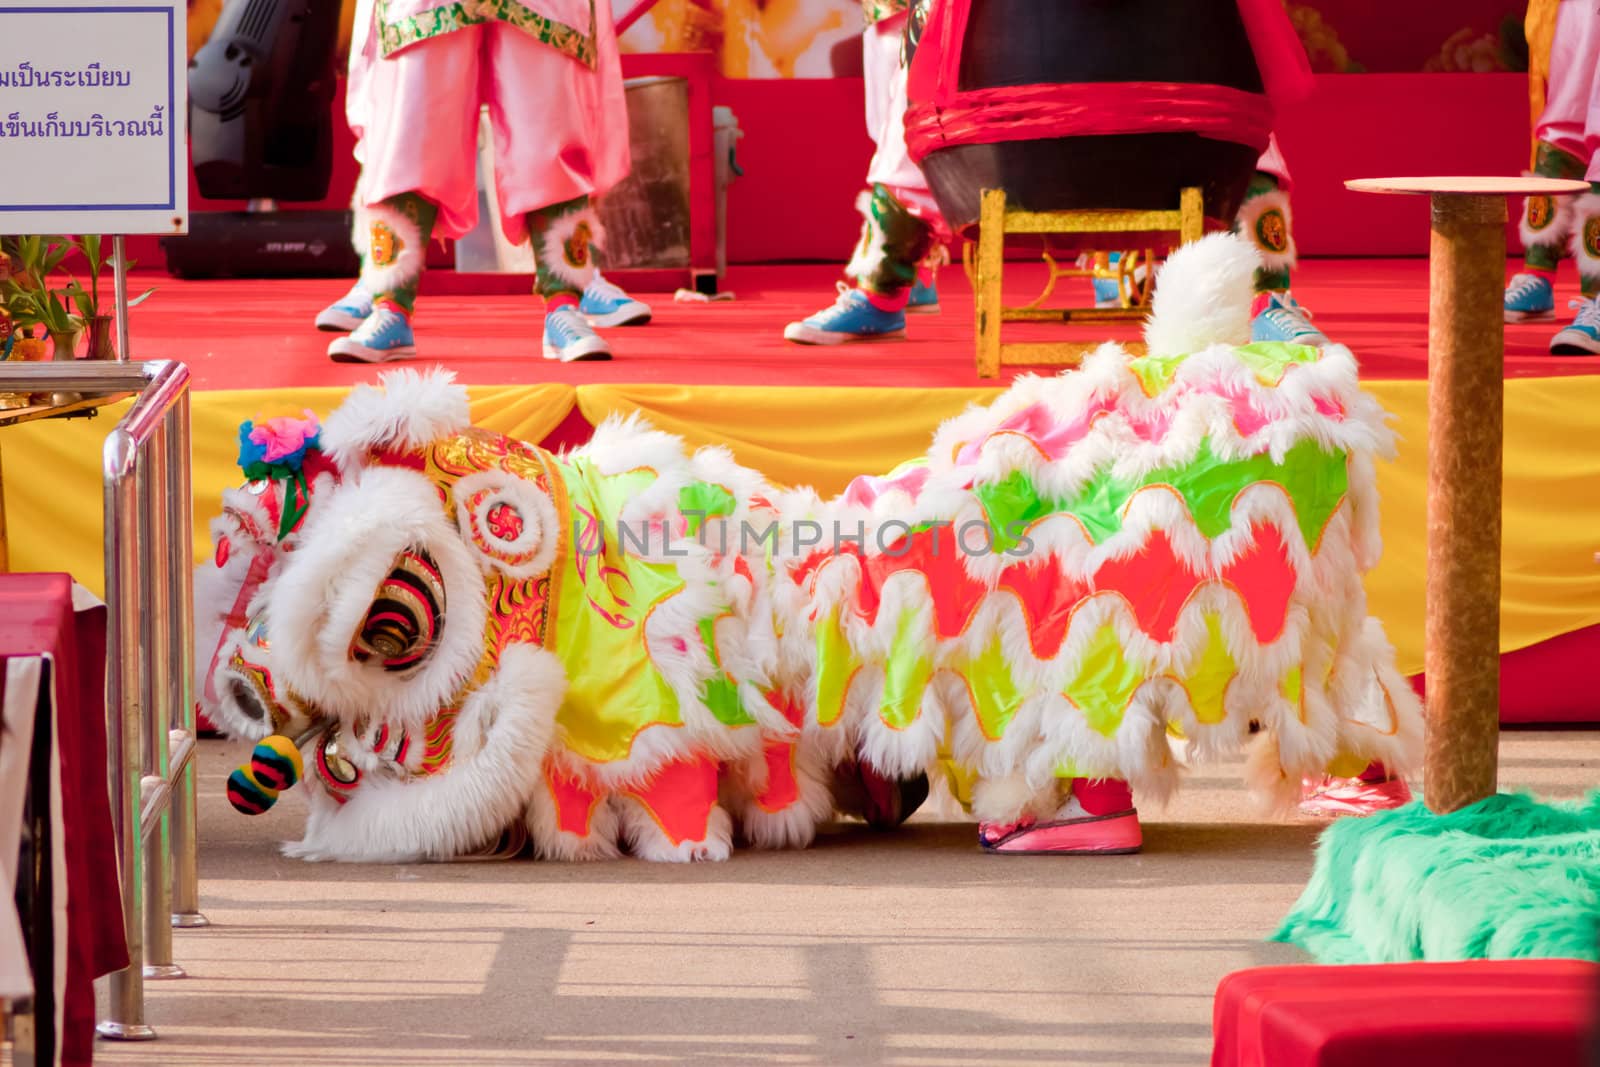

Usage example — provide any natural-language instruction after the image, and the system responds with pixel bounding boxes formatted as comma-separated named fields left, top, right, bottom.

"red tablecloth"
left=0, top=574, right=127, bottom=1066
left=1213, top=960, right=1600, bottom=1067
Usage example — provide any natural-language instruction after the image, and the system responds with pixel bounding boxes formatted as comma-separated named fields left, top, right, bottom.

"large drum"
left=904, top=0, right=1304, bottom=234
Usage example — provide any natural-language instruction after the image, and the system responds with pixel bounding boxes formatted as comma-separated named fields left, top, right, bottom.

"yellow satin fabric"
left=7, top=377, right=1600, bottom=678
left=1526, top=0, right=1563, bottom=167
left=1, top=382, right=575, bottom=601
left=551, top=459, right=688, bottom=764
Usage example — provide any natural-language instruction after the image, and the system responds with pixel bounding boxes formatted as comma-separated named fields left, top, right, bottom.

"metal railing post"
left=138, top=422, right=181, bottom=979
left=96, top=427, right=153, bottom=1041
left=86, top=360, right=199, bottom=1040
left=112, top=235, right=131, bottom=363
left=168, top=388, right=205, bottom=927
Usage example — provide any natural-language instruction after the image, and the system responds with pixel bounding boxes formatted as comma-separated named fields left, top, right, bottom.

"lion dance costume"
left=199, top=235, right=1421, bottom=862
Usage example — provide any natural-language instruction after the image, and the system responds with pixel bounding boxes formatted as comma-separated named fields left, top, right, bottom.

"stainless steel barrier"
left=0, top=360, right=206, bottom=1041
left=99, top=359, right=206, bottom=1040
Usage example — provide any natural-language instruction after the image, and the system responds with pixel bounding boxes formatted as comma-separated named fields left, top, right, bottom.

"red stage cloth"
left=0, top=574, right=127, bottom=1066
left=1212, top=960, right=1600, bottom=1067
left=1413, top=622, right=1600, bottom=725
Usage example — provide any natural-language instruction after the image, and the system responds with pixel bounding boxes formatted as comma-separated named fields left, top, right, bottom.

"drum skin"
left=907, top=0, right=1269, bottom=233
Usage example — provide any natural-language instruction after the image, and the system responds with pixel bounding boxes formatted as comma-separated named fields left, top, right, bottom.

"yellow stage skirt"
left=5, top=377, right=1598, bottom=676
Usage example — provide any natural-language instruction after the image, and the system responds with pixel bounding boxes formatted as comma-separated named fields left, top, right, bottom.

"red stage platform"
left=121, top=258, right=1596, bottom=392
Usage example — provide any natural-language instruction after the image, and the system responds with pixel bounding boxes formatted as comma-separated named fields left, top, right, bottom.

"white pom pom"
left=1142, top=232, right=1263, bottom=357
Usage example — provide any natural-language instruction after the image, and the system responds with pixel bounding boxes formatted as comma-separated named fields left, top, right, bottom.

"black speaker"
left=188, top=0, right=343, bottom=202
left=160, top=210, right=359, bottom=279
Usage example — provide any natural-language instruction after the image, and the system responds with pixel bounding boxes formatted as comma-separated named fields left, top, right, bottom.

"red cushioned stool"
left=1213, top=960, right=1599, bottom=1067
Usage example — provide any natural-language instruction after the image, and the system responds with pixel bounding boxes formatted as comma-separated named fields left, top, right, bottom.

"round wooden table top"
left=1346, top=176, right=1591, bottom=196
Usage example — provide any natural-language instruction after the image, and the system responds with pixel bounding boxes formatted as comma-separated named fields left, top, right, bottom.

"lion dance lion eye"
left=350, top=548, right=444, bottom=672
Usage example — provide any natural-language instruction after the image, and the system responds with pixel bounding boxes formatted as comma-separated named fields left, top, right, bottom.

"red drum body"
left=905, top=0, right=1279, bottom=235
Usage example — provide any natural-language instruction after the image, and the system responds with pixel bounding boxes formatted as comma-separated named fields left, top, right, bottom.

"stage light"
left=168, top=0, right=358, bottom=278
left=188, top=0, right=341, bottom=201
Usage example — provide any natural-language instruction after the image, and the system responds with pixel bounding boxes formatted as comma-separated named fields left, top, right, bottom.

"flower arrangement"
left=2, top=236, right=78, bottom=357
left=0, top=234, right=155, bottom=361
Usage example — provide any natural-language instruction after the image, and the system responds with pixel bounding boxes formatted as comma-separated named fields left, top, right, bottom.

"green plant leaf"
left=41, top=241, right=69, bottom=275
left=44, top=290, right=80, bottom=335
left=64, top=280, right=93, bottom=322
left=127, top=287, right=156, bottom=308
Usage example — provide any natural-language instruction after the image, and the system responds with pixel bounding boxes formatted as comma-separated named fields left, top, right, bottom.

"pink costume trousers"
left=1536, top=0, right=1600, bottom=178
left=358, top=19, right=629, bottom=245
left=1255, top=132, right=1291, bottom=190
left=346, top=0, right=376, bottom=166
left=863, top=11, right=942, bottom=223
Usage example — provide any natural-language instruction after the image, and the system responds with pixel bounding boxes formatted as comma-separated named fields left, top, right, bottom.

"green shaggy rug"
left=1273, top=792, right=1600, bottom=963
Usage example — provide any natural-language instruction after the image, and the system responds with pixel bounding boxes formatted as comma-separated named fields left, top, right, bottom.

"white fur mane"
left=321, top=367, right=472, bottom=472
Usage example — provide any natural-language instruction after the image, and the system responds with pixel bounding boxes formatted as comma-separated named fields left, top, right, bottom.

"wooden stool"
left=1346, top=176, right=1590, bottom=813
left=971, top=186, right=1205, bottom=378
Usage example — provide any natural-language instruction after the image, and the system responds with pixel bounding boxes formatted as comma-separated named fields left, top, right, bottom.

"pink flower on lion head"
left=248, top=411, right=321, bottom=463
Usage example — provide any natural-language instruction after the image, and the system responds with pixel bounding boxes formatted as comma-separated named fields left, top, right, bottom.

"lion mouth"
left=349, top=547, right=445, bottom=673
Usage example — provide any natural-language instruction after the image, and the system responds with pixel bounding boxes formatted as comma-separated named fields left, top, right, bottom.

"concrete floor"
left=85, top=731, right=1597, bottom=1067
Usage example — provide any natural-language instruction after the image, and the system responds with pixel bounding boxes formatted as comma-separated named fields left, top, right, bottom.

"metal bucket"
left=456, top=76, right=694, bottom=273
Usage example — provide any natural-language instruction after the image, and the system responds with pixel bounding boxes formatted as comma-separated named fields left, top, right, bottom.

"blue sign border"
left=0, top=5, right=177, bottom=212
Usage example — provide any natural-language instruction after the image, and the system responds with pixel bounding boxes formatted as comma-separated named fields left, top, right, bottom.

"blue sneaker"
left=544, top=305, right=612, bottom=362
left=1090, top=252, right=1148, bottom=308
left=327, top=304, right=416, bottom=362
left=906, top=270, right=940, bottom=314
left=581, top=272, right=652, bottom=328
left=1092, top=251, right=1123, bottom=308
left=784, top=284, right=906, bottom=345
left=1251, top=290, right=1328, bottom=346
left=1504, top=272, right=1556, bottom=323
left=315, top=281, right=373, bottom=332
left=1551, top=297, right=1600, bottom=356
left=1092, top=275, right=1121, bottom=308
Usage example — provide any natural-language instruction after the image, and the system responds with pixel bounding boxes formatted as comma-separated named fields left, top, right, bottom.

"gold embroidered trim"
left=376, top=0, right=596, bottom=68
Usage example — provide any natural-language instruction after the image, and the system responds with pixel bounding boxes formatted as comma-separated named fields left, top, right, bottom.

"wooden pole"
left=1423, top=193, right=1505, bottom=812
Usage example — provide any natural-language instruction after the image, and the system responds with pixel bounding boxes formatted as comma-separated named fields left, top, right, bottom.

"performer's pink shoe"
left=978, top=810, right=1143, bottom=855
left=978, top=777, right=1142, bottom=855
left=1298, top=774, right=1413, bottom=818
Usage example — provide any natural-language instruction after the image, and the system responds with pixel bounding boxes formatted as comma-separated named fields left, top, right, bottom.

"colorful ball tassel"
left=250, top=734, right=304, bottom=792
left=226, top=765, right=278, bottom=815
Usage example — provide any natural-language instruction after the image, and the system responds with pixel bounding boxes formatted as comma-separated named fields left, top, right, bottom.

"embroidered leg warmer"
left=1522, top=142, right=1586, bottom=273
left=1232, top=171, right=1296, bottom=293
left=845, top=183, right=935, bottom=302
left=359, top=192, right=437, bottom=315
left=1571, top=186, right=1600, bottom=298
left=529, top=195, right=603, bottom=301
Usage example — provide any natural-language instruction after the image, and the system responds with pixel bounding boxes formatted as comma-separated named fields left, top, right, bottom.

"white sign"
left=0, top=0, right=186, bottom=235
